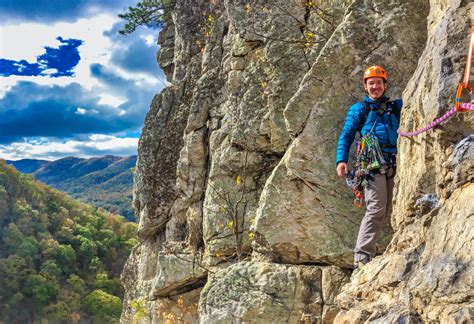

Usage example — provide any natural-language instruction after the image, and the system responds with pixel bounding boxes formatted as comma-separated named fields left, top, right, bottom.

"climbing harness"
left=359, top=100, right=400, bottom=133
left=346, top=119, right=392, bottom=208
left=398, top=27, right=474, bottom=137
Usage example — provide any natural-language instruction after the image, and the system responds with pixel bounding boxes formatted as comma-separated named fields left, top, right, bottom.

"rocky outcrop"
left=336, top=1, right=474, bottom=322
left=121, top=0, right=473, bottom=322
left=252, top=0, right=429, bottom=267
left=198, top=262, right=351, bottom=323
left=199, top=262, right=324, bottom=323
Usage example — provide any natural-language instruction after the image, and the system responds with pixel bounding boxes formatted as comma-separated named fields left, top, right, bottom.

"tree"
left=118, top=0, right=175, bottom=35
left=40, top=260, right=62, bottom=280
left=45, top=275, right=86, bottom=321
left=17, top=236, right=41, bottom=267
left=77, top=236, right=97, bottom=270
left=83, top=289, right=122, bottom=322
left=1, top=292, right=28, bottom=322
left=24, top=274, right=60, bottom=311
left=74, top=222, right=94, bottom=239
left=0, top=161, right=135, bottom=322
left=43, top=301, right=70, bottom=321
left=0, top=186, right=8, bottom=219
left=94, top=272, right=124, bottom=297
left=3, top=223, right=24, bottom=253
left=67, top=274, right=86, bottom=296
left=50, top=244, right=77, bottom=275
left=0, top=255, right=30, bottom=319
left=207, top=150, right=254, bottom=262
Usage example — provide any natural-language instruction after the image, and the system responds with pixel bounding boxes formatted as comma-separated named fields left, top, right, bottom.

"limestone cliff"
left=121, top=0, right=473, bottom=323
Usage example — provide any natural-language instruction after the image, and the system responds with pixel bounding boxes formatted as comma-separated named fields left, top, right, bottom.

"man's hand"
left=337, top=162, right=348, bottom=178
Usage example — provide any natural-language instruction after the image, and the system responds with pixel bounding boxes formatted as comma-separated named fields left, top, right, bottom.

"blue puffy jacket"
left=336, top=95, right=402, bottom=165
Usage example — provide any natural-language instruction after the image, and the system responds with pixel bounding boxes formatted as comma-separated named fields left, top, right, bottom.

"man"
left=336, top=66, right=402, bottom=270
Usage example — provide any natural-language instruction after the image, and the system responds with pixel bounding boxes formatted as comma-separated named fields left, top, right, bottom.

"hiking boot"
left=351, top=261, right=366, bottom=279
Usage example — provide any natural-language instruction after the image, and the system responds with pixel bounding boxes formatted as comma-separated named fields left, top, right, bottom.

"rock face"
left=252, top=0, right=429, bottom=266
left=199, top=261, right=324, bottom=323
left=336, top=1, right=474, bottom=322
left=121, top=0, right=473, bottom=323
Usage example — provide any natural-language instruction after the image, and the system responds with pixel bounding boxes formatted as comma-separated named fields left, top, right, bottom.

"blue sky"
left=0, top=0, right=166, bottom=160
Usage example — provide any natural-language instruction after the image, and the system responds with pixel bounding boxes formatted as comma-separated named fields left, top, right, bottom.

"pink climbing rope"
left=399, top=28, right=474, bottom=137
left=398, top=102, right=474, bottom=137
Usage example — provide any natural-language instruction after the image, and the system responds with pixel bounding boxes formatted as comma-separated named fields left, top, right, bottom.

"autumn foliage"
left=0, top=161, right=137, bottom=322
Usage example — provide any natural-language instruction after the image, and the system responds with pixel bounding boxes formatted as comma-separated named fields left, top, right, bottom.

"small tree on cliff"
left=207, top=150, right=253, bottom=262
left=118, top=0, right=176, bottom=35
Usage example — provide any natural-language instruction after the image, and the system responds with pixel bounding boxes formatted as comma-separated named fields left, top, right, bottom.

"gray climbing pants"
left=354, top=172, right=394, bottom=267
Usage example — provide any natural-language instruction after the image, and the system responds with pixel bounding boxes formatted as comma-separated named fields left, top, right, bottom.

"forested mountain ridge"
left=5, top=158, right=49, bottom=173
left=7, top=155, right=137, bottom=221
left=0, top=160, right=137, bottom=322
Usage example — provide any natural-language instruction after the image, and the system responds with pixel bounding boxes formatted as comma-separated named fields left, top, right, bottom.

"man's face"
left=364, top=77, right=386, bottom=100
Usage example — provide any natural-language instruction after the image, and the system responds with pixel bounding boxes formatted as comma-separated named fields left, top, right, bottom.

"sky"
left=0, top=0, right=167, bottom=160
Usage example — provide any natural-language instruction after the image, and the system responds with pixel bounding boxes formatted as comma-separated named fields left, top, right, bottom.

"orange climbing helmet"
left=363, top=66, right=387, bottom=82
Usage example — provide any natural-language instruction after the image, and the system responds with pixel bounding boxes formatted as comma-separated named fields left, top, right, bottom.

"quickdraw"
left=456, top=27, right=474, bottom=112
left=398, top=27, right=474, bottom=137
left=346, top=132, right=387, bottom=208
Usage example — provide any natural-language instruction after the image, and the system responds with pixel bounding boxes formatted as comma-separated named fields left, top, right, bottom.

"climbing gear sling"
left=346, top=116, right=393, bottom=208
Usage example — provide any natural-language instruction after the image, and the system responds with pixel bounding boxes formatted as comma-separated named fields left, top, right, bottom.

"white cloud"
left=90, top=134, right=116, bottom=142
left=76, top=107, right=88, bottom=115
left=141, top=34, right=156, bottom=46
left=75, top=107, right=98, bottom=115
left=0, top=15, right=116, bottom=90
left=0, top=6, right=161, bottom=159
left=0, top=135, right=138, bottom=161
left=86, top=136, right=138, bottom=151
left=40, top=69, right=59, bottom=76
left=0, top=141, right=79, bottom=161
left=98, top=93, right=126, bottom=106
left=84, top=5, right=105, bottom=16
left=0, top=14, right=161, bottom=94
